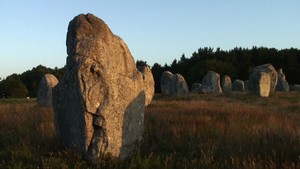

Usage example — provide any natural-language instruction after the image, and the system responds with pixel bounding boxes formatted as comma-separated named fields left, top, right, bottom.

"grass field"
left=0, top=92, right=299, bottom=168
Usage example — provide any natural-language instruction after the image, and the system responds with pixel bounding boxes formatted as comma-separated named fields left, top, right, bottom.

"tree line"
left=149, top=46, right=300, bottom=93
left=0, top=65, right=65, bottom=98
left=1, top=46, right=300, bottom=98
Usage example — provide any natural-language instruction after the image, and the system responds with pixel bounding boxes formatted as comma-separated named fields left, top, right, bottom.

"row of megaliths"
left=159, top=63, right=291, bottom=98
left=37, top=13, right=154, bottom=163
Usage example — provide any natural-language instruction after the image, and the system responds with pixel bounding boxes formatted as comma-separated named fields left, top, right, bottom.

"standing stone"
left=170, top=74, right=189, bottom=96
left=137, top=66, right=155, bottom=105
left=201, top=71, right=222, bottom=93
left=160, top=71, right=173, bottom=96
left=191, top=83, right=202, bottom=93
left=275, top=68, right=289, bottom=92
left=232, top=79, right=245, bottom=92
left=37, top=74, right=58, bottom=106
left=249, top=64, right=278, bottom=93
left=255, top=72, right=271, bottom=97
left=221, top=75, right=232, bottom=93
left=53, top=13, right=154, bottom=163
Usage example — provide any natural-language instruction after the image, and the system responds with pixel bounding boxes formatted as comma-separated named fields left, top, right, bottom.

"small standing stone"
left=37, top=74, right=58, bottom=106
left=222, top=75, right=232, bottom=93
left=191, top=83, right=202, bottom=93
left=249, top=63, right=277, bottom=94
left=201, top=71, right=222, bottom=93
left=232, top=79, right=245, bottom=92
left=256, top=72, right=271, bottom=97
left=275, top=68, right=289, bottom=92
left=170, top=74, right=189, bottom=96
left=160, top=71, right=174, bottom=96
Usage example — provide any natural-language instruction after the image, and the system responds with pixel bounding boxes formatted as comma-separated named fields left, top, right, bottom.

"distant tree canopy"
left=0, top=65, right=65, bottom=98
left=1, top=46, right=300, bottom=98
left=151, top=47, right=300, bottom=93
left=0, top=74, right=28, bottom=98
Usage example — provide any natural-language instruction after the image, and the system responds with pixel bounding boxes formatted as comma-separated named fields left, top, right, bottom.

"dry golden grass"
left=0, top=92, right=299, bottom=168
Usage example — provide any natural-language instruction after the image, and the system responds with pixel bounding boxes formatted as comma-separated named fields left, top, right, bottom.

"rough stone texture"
left=160, top=71, right=173, bottom=96
left=275, top=68, right=289, bottom=92
left=232, top=79, right=245, bottom=92
left=37, top=74, right=58, bottom=106
left=293, top=85, right=300, bottom=92
left=201, top=71, right=222, bottom=93
left=255, top=72, right=271, bottom=97
left=221, top=75, right=232, bottom=93
left=137, top=66, right=155, bottom=105
left=170, top=74, right=189, bottom=96
left=191, top=83, right=202, bottom=93
left=53, top=13, right=154, bottom=163
left=249, top=64, right=278, bottom=93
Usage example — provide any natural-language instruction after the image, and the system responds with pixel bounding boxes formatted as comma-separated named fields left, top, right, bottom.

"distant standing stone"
left=201, top=71, right=222, bottom=93
left=191, top=83, right=202, bottom=93
left=37, top=74, right=58, bottom=106
left=249, top=63, right=278, bottom=94
left=232, top=79, right=245, bottom=92
left=160, top=71, right=174, bottom=96
left=256, top=72, right=271, bottom=97
left=137, top=66, right=155, bottom=105
left=222, top=75, right=232, bottom=93
left=275, top=68, right=289, bottom=92
left=170, top=74, right=189, bottom=96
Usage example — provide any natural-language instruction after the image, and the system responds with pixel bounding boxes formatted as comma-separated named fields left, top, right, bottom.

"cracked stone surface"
left=53, top=13, right=154, bottom=163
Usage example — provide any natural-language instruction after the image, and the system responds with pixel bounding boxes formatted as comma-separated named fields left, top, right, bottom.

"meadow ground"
left=0, top=92, right=299, bottom=168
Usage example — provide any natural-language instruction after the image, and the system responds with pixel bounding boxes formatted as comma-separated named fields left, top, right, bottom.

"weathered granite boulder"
left=201, top=71, right=222, bottom=93
left=53, top=13, right=154, bottom=163
left=275, top=68, right=289, bottom=92
left=160, top=71, right=173, bottom=96
left=191, top=83, right=202, bottom=93
left=137, top=66, right=155, bottom=105
left=221, top=75, right=232, bottom=93
left=37, top=74, right=58, bottom=106
left=249, top=64, right=278, bottom=93
left=170, top=74, right=189, bottom=96
left=232, top=79, right=245, bottom=92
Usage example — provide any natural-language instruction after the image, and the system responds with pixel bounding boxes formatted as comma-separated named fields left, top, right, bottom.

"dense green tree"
left=136, top=60, right=148, bottom=68
left=1, top=47, right=300, bottom=95
left=20, top=65, right=53, bottom=97
left=151, top=46, right=300, bottom=93
left=0, top=74, right=28, bottom=98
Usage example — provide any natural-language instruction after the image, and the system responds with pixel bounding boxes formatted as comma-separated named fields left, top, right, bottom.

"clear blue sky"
left=1, top=1, right=299, bottom=78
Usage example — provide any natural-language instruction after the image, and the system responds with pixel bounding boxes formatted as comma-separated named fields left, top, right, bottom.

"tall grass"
left=0, top=92, right=299, bottom=168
